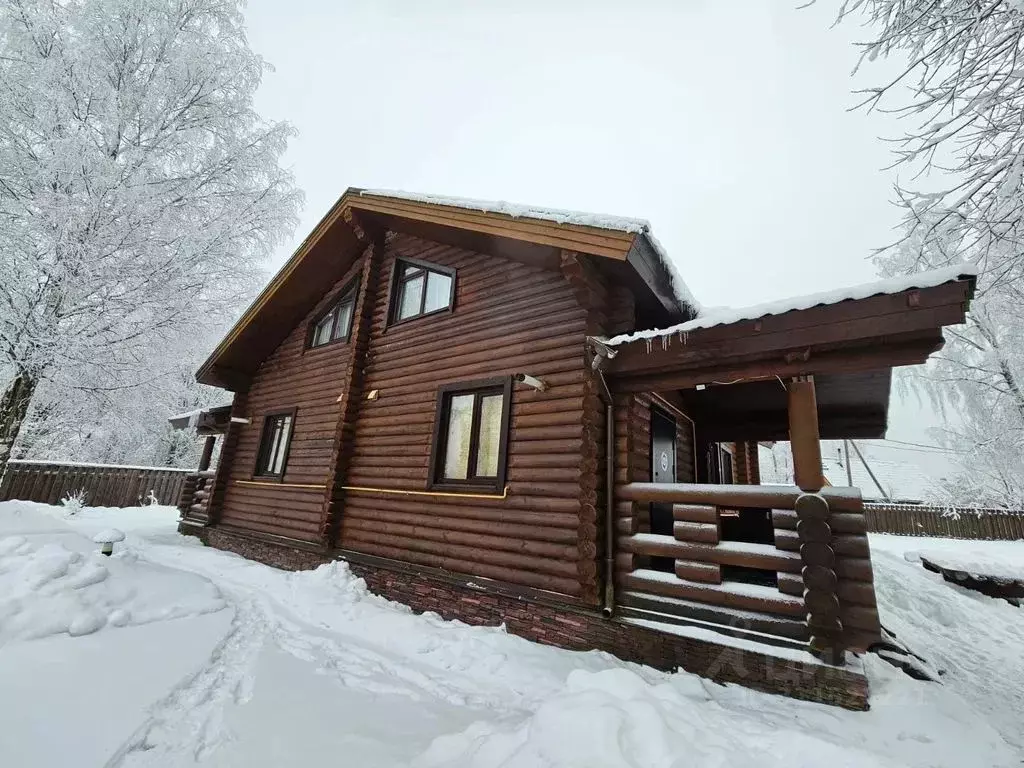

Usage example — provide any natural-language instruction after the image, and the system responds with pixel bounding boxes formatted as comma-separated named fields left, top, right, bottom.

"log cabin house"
left=173, top=188, right=975, bottom=709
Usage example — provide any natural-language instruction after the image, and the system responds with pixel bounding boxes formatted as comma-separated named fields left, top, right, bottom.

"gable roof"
left=359, top=189, right=702, bottom=313
left=197, top=188, right=697, bottom=389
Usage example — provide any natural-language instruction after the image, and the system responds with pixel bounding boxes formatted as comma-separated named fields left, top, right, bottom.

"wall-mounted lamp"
left=230, top=416, right=251, bottom=424
left=366, top=389, right=380, bottom=401
left=515, top=374, right=547, bottom=392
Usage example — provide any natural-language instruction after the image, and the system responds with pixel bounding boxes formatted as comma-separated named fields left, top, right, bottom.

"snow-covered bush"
left=61, top=490, right=87, bottom=518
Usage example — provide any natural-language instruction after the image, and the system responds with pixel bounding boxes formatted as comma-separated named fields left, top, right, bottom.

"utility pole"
left=849, top=440, right=890, bottom=501
left=843, top=440, right=853, bottom=487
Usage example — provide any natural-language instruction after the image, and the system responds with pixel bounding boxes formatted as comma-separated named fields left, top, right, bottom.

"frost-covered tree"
left=0, top=0, right=301, bottom=475
left=831, top=0, right=1024, bottom=506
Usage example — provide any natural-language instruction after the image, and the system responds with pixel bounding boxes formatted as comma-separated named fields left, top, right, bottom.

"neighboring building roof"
left=605, top=263, right=977, bottom=346
left=760, top=441, right=955, bottom=503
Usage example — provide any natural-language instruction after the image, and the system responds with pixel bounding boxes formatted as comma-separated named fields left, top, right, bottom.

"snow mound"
left=0, top=532, right=226, bottom=644
left=914, top=549, right=1024, bottom=582
left=414, top=666, right=903, bottom=768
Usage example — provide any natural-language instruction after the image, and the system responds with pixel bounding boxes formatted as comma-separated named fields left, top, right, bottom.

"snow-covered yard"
left=0, top=502, right=1021, bottom=767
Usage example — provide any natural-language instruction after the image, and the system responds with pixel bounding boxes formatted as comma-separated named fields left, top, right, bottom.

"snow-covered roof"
left=359, top=189, right=702, bottom=313
left=605, top=263, right=977, bottom=347
left=821, top=454, right=937, bottom=503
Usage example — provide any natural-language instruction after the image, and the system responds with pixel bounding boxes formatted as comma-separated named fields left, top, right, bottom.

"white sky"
left=241, top=0, right=949, bottom=457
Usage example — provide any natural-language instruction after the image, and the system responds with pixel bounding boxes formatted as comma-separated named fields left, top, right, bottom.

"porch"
left=596, top=268, right=976, bottom=665
left=169, top=404, right=232, bottom=526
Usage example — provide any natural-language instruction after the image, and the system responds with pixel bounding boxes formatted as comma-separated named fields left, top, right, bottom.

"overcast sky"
left=241, top=1, right=951, bottom=462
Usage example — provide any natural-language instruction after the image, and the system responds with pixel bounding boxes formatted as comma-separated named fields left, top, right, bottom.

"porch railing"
left=615, top=483, right=880, bottom=662
left=177, top=470, right=217, bottom=525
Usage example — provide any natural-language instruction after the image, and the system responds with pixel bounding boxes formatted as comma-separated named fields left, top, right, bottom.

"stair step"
left=619, top=569, right=807, bottom=617
left=619, top=590, right=809, bottom=641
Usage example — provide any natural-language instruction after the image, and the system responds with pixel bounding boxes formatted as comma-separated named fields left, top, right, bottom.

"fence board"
left=0, top=460, right=191, bottom=509
left=865, top=502, right=1024, bottom=541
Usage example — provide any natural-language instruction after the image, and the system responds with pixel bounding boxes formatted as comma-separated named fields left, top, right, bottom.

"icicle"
left=644, top=338, right=652, bottom=353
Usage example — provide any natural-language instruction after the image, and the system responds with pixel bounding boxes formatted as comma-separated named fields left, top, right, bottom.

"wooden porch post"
left=198, top=435, right=217, bottom=473
left=787, top=376, right=823, bottom=492
left=787, top=376, right=844, bottom=665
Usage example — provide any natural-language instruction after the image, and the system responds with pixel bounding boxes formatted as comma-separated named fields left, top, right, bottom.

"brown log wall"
left=216, top=254, right=368, bottom=543
left=337, top=234, right=599, bottom=602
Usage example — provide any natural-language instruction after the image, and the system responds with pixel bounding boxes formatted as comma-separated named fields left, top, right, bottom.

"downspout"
left=589, top=338, right=618, bottom=618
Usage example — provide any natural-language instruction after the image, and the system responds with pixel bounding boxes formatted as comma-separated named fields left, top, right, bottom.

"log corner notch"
left=787, top=375, right=845, bottom=665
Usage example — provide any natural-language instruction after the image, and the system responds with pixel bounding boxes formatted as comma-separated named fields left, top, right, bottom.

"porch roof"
left=595, top=266, right=976, bottom=441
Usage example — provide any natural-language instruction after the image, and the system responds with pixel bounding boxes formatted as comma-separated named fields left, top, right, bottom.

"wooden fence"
left=864, top=502, right=1024, bottom=540
left=0, top=460, right=191, bottom=508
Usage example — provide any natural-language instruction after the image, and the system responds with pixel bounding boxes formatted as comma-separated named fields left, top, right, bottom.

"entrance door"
left=650, top=408, right=676, bottom=572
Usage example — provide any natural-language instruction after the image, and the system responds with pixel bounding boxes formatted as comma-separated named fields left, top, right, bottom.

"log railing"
left=177, top=470, right=217, bottom=525
left=616, top=483, right=881, bottom=662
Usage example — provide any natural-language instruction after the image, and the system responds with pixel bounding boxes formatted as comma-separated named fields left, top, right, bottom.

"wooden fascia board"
left=610, top=333, right=944, bottom=393
left=347, top=193, right=636, bottom=260
left=606, top=281, right=972, bottom=378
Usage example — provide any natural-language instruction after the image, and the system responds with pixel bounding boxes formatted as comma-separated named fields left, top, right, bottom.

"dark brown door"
left=650, top=408, right=676, bottom=571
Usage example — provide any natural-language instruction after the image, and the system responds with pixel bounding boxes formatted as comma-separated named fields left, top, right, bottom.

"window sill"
left=386, top=305, right=454, bottom=330
left=303, top=337, right=351, bottom=354
left=427, top=482, right=503, bottom=495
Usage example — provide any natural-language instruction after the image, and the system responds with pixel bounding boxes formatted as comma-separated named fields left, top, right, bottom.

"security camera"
left=514, top=373, right=547, bottom=392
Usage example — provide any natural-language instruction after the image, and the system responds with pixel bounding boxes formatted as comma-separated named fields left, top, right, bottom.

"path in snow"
left=870, top=535, right=1024, bottom=753
left=1, top=502, right=1021, bottom=767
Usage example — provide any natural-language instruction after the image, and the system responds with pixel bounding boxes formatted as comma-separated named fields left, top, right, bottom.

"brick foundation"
left=185, top=522, right=869, bottom=710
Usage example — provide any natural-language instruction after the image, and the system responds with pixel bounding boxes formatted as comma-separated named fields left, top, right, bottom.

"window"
left=429, top=378, right=512, bottom=491
left=308, top=280, right=358, bottom=348
left=388, top=258, right=455, bottom=325
left=255, top=410, right=295, bottom=478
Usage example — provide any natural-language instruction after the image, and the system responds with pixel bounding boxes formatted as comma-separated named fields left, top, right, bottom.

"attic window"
left=388, top=258, right=455, bottom=325
left=308, top=279, right=358, bottom=348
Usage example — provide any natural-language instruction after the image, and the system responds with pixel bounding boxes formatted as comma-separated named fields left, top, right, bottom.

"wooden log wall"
left=216, top=256, right=367, bottom=544
left=337, top=234, right=601, bottom=602
left=864, top=503, right=1024, bottom=540
left=0, top=460, right=190, bottom=508
left=325, top=225, right=382, bottom=546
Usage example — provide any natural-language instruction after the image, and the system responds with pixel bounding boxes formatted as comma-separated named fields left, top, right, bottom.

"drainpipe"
left=590, top=338, right=618, bottom=618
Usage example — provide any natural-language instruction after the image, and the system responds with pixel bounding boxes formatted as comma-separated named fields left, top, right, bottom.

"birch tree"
left=832, top=0, right=1024, bottom=506
left=0, top=0, right=301, bottom=476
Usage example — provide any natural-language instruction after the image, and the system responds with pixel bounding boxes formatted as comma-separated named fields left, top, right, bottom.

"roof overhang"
left=680, top=371, right=892, bottom=440
left=168, top=405, right=234, bottom=435
left=197, top=188, right=690, bottom=389
left=596, top=275, right=976, bottom=440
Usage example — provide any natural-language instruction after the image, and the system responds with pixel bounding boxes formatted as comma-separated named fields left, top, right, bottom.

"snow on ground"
left=870, top=534, right=1024, bottom=754
left=0, top=502, right=1021, bottom=767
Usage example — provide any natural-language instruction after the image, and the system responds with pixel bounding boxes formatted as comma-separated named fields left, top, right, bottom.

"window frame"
left=428, top=377, right=512, bottom=493
left=385, top=256, right=456, bottom=328
left=306, top=278, right=360, bottom=350
left=253, top=408, right=297, bottom=481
